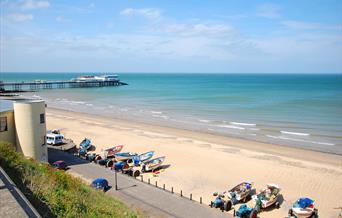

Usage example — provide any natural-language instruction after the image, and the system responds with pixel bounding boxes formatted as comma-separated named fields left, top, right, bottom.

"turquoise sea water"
left=1, top=73, right=341, bottom=154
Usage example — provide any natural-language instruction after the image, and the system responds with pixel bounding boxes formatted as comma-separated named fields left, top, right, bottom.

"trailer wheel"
left=106, top=160, right=114, bottom=168
left=275, top=201, right=280, bottom=209
left=249, top=210, right=257, bottom=218
left=288, top=208, right=293, bottom=216
left=133, top=170, right=140, bottom=177
left=224, top=200, right=232, bottom=211
left=311, top=209, right=318, bottom=218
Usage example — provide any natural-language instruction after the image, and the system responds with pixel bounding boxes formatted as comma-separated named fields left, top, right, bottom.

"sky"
left=0, top=0, right=341, bottom=73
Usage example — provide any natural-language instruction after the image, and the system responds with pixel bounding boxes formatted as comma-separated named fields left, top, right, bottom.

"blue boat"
left=289, top=197, right=318, bottom=218
left=80, top=138, right=91, bottom=150
left=114, top=151, right=155, bottom=171
left=115, top=152, right=137, bottom=161
left=138, top=151, right=155, bottom=162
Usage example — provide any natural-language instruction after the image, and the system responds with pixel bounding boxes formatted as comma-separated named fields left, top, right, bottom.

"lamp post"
left=114, top=169, right=118, bottom=190
left=112, top=166, right=118, bottom=191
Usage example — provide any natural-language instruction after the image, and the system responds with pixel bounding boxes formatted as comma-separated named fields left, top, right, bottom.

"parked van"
left=46, top=133, right=64, bottom=145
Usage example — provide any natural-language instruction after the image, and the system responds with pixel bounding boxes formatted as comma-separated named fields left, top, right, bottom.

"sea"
left=1, top=73, right=341, bottom=155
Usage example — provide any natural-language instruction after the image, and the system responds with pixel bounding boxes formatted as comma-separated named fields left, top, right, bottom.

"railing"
left=70, top=150, right=215, bottom=210
left=111, top=167, right=206, bottom=205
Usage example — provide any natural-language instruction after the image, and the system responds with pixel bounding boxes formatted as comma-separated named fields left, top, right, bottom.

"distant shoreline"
left=47, top=106, right=341, bottom=162
left=46, top=105, right=342, bottom=157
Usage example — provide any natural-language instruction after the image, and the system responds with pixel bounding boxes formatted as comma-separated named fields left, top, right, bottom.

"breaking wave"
left=281, top=131, right=310, bottom=136
left=230, top=122, right=256, bottom=126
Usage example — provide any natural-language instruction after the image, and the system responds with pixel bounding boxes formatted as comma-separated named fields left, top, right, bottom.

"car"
left=91, top=178, right=109, bottom=191
left=52, top=160, right=67, bottom=170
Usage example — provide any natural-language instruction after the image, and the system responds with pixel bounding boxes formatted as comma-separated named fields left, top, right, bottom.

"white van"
left=46, top=133, right=64, bottom=145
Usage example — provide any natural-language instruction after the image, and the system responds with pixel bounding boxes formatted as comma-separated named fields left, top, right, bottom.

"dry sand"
left=46, top=107, right=342, bottom=218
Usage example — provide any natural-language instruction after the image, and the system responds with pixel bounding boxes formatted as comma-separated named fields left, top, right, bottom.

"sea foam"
left=216, top=125, right=245, bottom=130
left=230, top=122, right=256, bottom=126
left=281, top=131, right=310, bottom=136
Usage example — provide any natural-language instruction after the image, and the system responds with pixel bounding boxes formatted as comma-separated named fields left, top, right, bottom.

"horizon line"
left=1, top=71, right=341, bottom=75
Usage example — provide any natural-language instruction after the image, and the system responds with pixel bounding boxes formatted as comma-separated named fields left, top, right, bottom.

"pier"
left=0, top=80, right=128, bottom=92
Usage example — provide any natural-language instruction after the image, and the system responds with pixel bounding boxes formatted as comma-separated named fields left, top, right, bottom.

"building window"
left=0, top=117, right=8, bottom=132
left=40, top=114, right=45, bottom=124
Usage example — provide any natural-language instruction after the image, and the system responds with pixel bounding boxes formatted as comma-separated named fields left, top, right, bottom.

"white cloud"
left=256, top=3, right=280, bottom=19
left=7, top=13, right=33, bottom=22
left=282, top=20, right=342, bottom=30
left=21, top=0, right=50, bottom=10
left=120, top=8, right=161, bottom=19
left=2, top=31, right=341, bottom=73
left=162, top=23, right=235, bottom=36
left=55, top=16, right=70, bottom=22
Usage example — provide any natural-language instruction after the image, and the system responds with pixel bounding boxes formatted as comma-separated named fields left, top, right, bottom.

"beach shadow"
left=117, top=184, right=137, bottom=191
left=104, top=186, right=112, bottom=192
left=278, top=194, right=285, bottom=205
left=249, top=188, right=257, bottom=198
left=88, top=145, right=96, bottom=151
left=159, top=164, right=171, bottom=170
left=48, top=148, right=90, bottom=167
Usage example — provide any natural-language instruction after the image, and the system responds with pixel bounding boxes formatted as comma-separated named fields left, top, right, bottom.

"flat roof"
left=14, top=99, right=45, bottom=104
left=0, top=100, right=14, bottom=113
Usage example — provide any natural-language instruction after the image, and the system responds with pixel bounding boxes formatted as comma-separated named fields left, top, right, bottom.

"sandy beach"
left=46, top=107, right=342, bottom=218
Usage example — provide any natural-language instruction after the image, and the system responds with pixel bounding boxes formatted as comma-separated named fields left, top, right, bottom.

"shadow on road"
left=48, top=148, right=89, bottom=167
left=118, top=184, right=137, bottom=191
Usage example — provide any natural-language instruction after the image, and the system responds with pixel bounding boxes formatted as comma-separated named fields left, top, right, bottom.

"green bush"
left=0, top=142, right=137, bottom=218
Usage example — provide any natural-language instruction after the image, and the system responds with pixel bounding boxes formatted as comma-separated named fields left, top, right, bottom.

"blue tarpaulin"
left=296, top=198, right=314, bottom=208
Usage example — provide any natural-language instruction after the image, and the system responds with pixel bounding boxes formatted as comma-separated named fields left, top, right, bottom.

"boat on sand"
left=210, top=181, right=253, bottom=211
left=252, top=184, right=281, bottom=209
left=80, top=138, right=92, bottom=150
left=115, top=152, right=137, bottom=161
left=142, top=156, right=165, bottom=172
left=288, top=198, right=318, bottom=218
left=102, top=145, right=124, bottom=158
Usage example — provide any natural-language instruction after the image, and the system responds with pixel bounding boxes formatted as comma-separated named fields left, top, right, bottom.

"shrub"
left=0, top=142, right=137, bottom=218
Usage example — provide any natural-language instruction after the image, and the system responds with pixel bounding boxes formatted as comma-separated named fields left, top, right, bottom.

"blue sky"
left=1, top=0, right=341, bottom=73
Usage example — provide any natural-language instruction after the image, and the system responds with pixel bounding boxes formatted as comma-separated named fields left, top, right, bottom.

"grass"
left=0, top=142, right=138, bottom=218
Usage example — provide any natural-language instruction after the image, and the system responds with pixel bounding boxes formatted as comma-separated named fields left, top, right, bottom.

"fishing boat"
left=252, top=184, right=281, bottom=209
left=138, top=151, right=155, bottom=162
left=80, top=138, right=92, bottom=150
left=288, top=198, right=318, bottom=218
left=142, top=156, right=165, bottom=172
left=102, top=145, right=124, bottom=158
left=210, top=182, right=253, bottom=211
left=124, top=151, right=155, bottom=168
left=115, top=152, right=137, bottom=161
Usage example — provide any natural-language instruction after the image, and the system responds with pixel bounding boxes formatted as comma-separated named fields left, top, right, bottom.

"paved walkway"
left=0, top=167, right=41, bottom=218
left=49, top=149, right=232, bottom=218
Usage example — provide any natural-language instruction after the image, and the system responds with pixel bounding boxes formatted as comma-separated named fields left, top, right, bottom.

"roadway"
left=48, top=148, right=232, bottom=218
